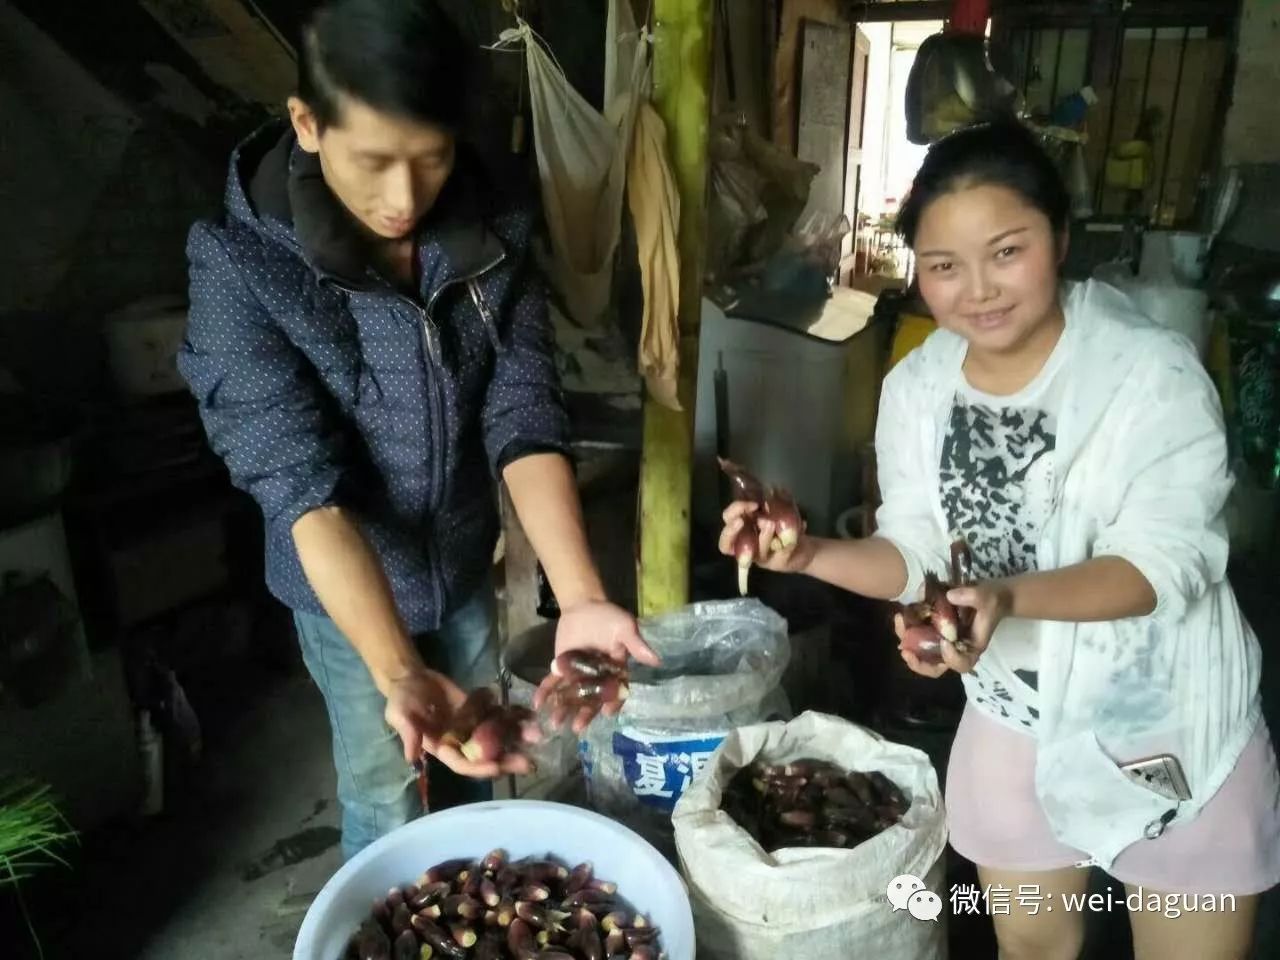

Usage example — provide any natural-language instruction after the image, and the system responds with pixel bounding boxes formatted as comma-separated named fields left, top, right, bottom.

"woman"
left=719, top=121, right=1279, bottom=959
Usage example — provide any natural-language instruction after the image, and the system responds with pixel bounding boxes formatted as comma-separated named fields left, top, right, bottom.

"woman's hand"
left=894, top=579, right=1013, bottom=677
left=717, top=501, right=816, bottom=574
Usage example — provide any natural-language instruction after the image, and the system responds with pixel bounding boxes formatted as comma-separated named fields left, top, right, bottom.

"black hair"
left=297, top=0, right=469, bottom=131
left=895, top=121, right=1071, bottom=247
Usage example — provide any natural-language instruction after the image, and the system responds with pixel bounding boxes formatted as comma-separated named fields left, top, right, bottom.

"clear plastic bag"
left=759, top=209, right=852, bottom=300
left=579, top=599, right=792, bottom=852
left=790, top=209, right=852, bottom=274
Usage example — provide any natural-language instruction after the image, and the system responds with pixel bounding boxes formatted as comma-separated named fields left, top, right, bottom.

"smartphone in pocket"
left=1118, top=753, right=1192, bottom=802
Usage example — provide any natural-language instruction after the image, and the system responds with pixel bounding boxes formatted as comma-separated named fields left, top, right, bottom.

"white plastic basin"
left=293, top=799, right=695, bottom=960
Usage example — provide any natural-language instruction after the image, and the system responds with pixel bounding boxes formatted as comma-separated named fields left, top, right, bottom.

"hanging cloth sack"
left=493, top=2, right=649, bottom=328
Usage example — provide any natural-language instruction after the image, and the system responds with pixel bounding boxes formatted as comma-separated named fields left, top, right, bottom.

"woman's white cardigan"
left=873, top=278, right=1264, bottom=869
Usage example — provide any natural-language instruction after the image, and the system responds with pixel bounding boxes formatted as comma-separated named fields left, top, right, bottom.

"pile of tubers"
left=720, top=757, right=910, bottom=853
left=441, top=689, right=536, bottom=764
left=439, top=653, right=629, bottom=768
left=718, top=458, right=802, bottom=596
left=342, top=850, right=665, bottom=960
left=542, top=651, right=631, bottom=717
left=895, top=537, right=976, bottom=666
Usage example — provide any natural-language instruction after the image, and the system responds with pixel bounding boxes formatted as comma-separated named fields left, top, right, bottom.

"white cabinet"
left=692, top=292, right=880, bottom=538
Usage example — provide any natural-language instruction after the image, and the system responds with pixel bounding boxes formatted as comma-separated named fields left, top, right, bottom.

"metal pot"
left=905, top=32, right=1019, bottom=145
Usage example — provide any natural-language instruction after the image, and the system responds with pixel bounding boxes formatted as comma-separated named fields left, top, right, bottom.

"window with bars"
left=992, top=2, right=1238, bottom=227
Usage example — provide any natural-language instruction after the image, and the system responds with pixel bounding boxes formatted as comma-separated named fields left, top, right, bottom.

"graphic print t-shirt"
left=940, top=339, right=1067, bottom=733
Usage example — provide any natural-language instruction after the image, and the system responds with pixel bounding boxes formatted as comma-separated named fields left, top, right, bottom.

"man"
left=178, top=0, right=655, bottom=860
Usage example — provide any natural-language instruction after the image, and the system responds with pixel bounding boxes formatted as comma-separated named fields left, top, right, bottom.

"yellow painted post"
left=637, top=0, right=712, bottom=617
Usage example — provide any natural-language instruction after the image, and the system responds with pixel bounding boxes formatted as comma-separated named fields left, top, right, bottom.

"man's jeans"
left=294, top=586, right=499, bottom=860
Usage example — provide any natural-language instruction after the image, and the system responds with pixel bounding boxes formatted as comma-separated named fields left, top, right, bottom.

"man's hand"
left=533, top=599, right=659, bottom=734
left=501, top=454, right=660, bottom=733
left=893, top=579, right=1012, bottom=678
left=381, top=668, right=538, bottom=779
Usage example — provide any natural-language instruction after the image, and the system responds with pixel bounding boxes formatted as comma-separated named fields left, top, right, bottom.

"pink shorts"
left=945, top=705, right=1280, bottom=895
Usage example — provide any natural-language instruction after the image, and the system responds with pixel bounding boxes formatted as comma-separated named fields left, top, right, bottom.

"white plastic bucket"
left=293, top=799, right=696, bottom=960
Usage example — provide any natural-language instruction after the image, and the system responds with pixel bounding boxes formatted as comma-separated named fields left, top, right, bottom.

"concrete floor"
left=11, top=665, right=344, bottom=960
left=125, top=674, right=344, bottom=960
